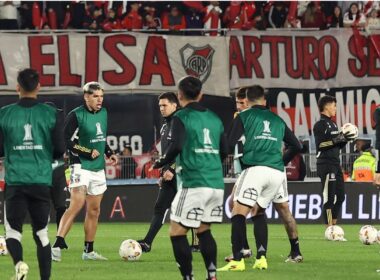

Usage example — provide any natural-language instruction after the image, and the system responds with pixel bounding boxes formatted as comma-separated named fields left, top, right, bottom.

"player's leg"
left=318, top=166, right=337, bottom=227
left=197, top=188, right=223, bottom=279
left=190, top=228, right=200, bottom=252
left=139, top=184, right=176, bottom=252
left=197, top=223, right=216, bottom=280
left=51, top=165, right=68, bottom=230
left=53, top=164, right=88, bottom=253
left=4, top=186, right=29, bottom=279
left=83, top=193, right=107, bottom=260
left=170, top=187, right=206, bottom=280
left=53, top=186, right=86, bottom=247
left=251, top=208, right=268, bottom=263
left=274, top=202, right=303, bottom=262
left=81, top=168, right=107, bottom=260
left=272, top=175, right=303, bottom=262
left=170, top=221, right=192, bottom=280
left=332, top=169, right=345, bottom=225
left=28, top=186, right=51, bottom=280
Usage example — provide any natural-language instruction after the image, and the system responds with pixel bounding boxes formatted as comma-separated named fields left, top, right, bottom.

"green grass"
left=1, top=223, right=380, bottom=279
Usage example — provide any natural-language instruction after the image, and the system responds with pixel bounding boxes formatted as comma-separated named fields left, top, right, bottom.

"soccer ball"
left=0, top=235, right=8, bottom=256
left=325, top=225, right=345, bottom=241
left=119, top=239, right=142, bottom=261
left=341, top=123, right=359, bottom=140
left=359, top=225, right=378, bottom=245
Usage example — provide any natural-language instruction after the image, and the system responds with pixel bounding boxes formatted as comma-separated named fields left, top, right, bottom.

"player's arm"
left=282, top=125, right=302, bottom=165
left=64, top=112, right=93, bottom=159
left=153, top=116, right=185, bottom=169
left=52, top=109, right=65, bottom=159
left=227, top=115, right=244, bottom=154
left=313, top=120, right=350, bottom=151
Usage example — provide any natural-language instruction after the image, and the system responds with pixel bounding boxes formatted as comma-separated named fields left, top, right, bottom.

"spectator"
left=223, top=1, right=243, bottom=29
left=268, top=1, right=288, bottom=28
left=46, top=1, right=66, bottom=29
left=141, top=150, right=160, bottom=179
left=344, top=2, right=366, bottom=27
left=366, top=8, right=380, bottom=29
left=143, top=6, right=162, bottom=30
left=162, top=5, right=186, bottom=33
left=0, top=1, right=20, bottom=30
left=83, top=5, right=105, bottom=31
left=351, top=140, right=376, bottom=182
left=328, top=5, right=344, bottom=28
left=301, top=2, right=326, bottom=29
left=120, top=145, right=137, bottom=179
left=185, top=7, right=203, bottom=35
left=122, top=1, right=143, bottom=30
left=102, top=8, right=122, bottom=32
left=18, top=2, right=34, bottom=29
left=69, top=1, right=86, bottom=29
left=203, top=1, right=222, bottom=36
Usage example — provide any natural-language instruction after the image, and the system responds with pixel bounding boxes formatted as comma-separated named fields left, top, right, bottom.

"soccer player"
left=153, top=76, right=228, bottom=280
left=226, top=86, right=303, bottom=265
left=313, top=95, right=355, bottom=229
left=218, top=85, right=302, bottom=272
left=0, top=68, right=64, bottom=280
left=51, top=81, right=118, bottom=261
left=138, top=92, right=180, bottom=252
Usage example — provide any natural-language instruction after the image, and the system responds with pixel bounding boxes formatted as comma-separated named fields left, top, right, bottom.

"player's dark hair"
left=158, top=92, right=180, bottom=107
left=178, top=76, right=202, bottom=100
left=17, top=68, right=39, bottom=92
left=318, top=95, right=337, bottom=112
left=83, top=81, right=104, bottom=94
left=236, top=87, right=248, bottom=100
left=245, top=85, right=265, bottom=102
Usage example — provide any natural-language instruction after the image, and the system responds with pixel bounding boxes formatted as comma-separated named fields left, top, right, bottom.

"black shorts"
left=51, top=165, right=68, bottom=209
left=5, top=185, right=51, bottom=233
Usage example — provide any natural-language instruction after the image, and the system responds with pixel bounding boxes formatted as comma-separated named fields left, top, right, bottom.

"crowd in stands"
left=0, top=1, right=379, bottom=34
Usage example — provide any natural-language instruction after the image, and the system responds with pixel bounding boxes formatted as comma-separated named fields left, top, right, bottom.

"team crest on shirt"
left=23, top=124, right=33, bottom=142
left=180, top=44, right=215, bottom=83
left=263, top=120, right=271, bottom=134
left=95, top=122, right=103, bottom=136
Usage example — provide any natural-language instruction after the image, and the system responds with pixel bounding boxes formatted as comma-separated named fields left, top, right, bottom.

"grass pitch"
left=1, top=223, right=380, bottom=280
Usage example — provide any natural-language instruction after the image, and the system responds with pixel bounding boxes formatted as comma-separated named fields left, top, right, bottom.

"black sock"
left=6, top=238, right=23, bottom=265
left=55, top=207, right=66, bottom=230
left=252, top=214, right=268, bottom=259
left=33, top=231, right=51, bottom=280
left=242, top=222, right=250, bottom=250
left=144, top=213, right=165, bottom=245
left=197, top=230, right=217, bottom=279
left=170, top=235, right=193, bottom=279
left=53, top=236, right=68, bottom=249
left=289, top=238, right=301, bottom=255
left=84, top=241, right=94, bottom=253
left=231, top=214, right=246, bottom=261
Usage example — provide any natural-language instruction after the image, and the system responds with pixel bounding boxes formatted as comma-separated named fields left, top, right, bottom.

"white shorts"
left=170, top=187, right=224, bottom=228
left=272, top=171, right=289, bottom=204
left=69, top=164, right=107, bottom=196
left=234, top=166, right=286, bottom=209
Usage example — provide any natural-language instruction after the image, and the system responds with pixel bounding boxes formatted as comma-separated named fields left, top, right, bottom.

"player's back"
left=175, top=105, right=224, bottom=189
left=239, top=106, right=286, bottom=172
left=0, top=102, right=57, bottom=186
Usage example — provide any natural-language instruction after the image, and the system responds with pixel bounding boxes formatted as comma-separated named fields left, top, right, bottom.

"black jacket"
left=374, top=107, right=380, bottom=173
left=313, top=114, right=347, bottom=166
left=159, top=112, right=176, bottom=176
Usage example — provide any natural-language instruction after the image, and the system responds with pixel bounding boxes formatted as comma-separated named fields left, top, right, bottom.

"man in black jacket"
left=138, top=92, right=183, bottom=252
left=313, top=95, right=356, bottom=229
